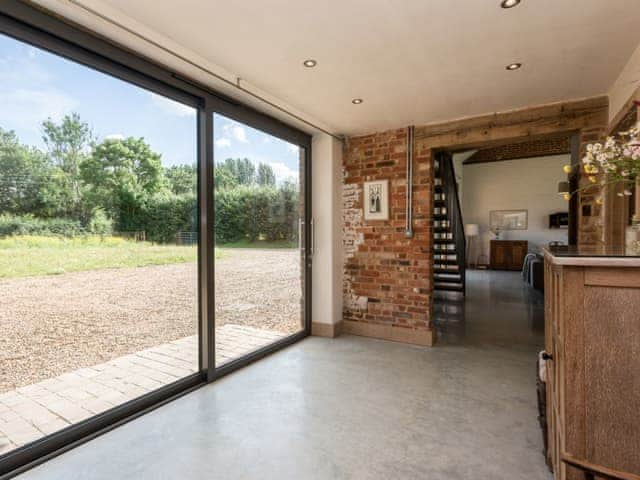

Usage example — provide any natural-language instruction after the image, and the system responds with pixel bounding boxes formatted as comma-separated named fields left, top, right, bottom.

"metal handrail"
left=437, top=152, right=466, bottom=294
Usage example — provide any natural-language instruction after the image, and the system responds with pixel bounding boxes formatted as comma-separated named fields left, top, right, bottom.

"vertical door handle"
left=309, top=218, right=315, bottom=258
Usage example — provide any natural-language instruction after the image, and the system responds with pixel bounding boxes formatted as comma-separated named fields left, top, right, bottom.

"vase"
left=624, top=179, right=640, bottom=253
left=627, top=219, right=640, bottom=253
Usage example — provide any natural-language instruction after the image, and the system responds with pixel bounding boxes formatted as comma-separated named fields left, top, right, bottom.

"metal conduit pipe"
left=405, top=125, right=415, bottom=238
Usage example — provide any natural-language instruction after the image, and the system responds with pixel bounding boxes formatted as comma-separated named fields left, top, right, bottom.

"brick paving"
left=0, top=325, right=285, bottom=455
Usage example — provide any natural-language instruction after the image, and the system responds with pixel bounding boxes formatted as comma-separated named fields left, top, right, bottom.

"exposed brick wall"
left=340, top=98, right=609, bottom=345
left=342, top=129, right=433, bottom=341
left=465, top=136, right=570, bottom=164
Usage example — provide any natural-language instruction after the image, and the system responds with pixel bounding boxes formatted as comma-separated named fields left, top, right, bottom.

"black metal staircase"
left=433, top=152, right=466, bottom=295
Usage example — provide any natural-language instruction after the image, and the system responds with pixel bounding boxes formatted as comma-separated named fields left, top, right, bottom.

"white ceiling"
left=78, top=0, right=640, bottom=136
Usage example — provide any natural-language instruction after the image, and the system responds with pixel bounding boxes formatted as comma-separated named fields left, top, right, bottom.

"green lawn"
left=0, top=235, right=295, bottom=279
left=216, top=239, right=296, bottom=249
left=0, top=236, right=200, bottom=279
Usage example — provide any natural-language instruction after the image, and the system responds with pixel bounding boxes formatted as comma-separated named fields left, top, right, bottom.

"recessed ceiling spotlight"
left=352, top=98, right=363, bottom=104
left=500, top=0, right=521, bottom=8
left=505, top=62, right=522, bottom=71
left=303, top=59, right=317, bottom=68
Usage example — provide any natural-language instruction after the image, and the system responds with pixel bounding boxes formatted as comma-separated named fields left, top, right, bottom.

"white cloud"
left=0, top=88, right=76, bottom=132
left=287, top=144, right=299, bottom=154
left=0, top=48, right=74, bottom=133
left=148, top=92, right=195, bottom=117
left=268, top=161, right=299, bottom=183
left=222, top=122, right=249, bottom=143
left=231, top=125, right=248, bottom=143
left=215, top=138, right=231, bottom=148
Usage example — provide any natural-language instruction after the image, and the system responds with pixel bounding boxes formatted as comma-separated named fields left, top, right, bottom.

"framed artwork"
left=489, top=209, right=528, bottom=231
left=363, top=180, right=389, bottom=221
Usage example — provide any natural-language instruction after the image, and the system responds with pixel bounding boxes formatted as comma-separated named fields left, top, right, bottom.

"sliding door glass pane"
left=213, top=113, right=305, bottom=366
left=0, top=33, right=198, bottom=456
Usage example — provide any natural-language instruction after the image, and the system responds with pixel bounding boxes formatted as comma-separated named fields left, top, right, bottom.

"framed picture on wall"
left=490, top=209, right=528, bottom=231
left=364, top=180, right=389, bottom=221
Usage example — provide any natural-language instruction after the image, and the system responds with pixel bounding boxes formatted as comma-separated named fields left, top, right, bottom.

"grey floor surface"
left=16, top=270, right=551, bottom=479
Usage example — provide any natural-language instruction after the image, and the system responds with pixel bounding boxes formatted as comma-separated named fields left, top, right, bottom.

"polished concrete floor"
left=17, top=270, right=550, bottom=480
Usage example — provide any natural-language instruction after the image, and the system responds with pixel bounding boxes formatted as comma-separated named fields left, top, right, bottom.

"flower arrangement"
left=581, top=124, right=640, bottom=197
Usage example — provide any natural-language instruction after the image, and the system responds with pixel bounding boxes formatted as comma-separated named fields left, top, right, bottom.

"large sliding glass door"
left=0, top=3, right=310, bottom=475
left=212, top=113, right=308, bottom=367
left=0, top=30, right=200, bottom=460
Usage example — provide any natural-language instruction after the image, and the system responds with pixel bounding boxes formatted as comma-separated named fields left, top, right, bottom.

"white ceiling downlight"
left=352, top=98, right=363, bottom=105
left=303, top=59, right=317, bottom=68
left=501, top=0, right=522, bottom=8
left=506, top=62, right=522, bottom=70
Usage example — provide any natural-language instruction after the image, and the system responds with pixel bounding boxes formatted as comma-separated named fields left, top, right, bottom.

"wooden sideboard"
left=490, top=240, right=528, bottom=270
left=543, top=249, right=640, bottom=480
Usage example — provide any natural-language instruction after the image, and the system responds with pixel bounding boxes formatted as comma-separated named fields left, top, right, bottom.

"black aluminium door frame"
left=0, top=1, right=312, bottom=478
left=207, top=102, right=313, bottom=379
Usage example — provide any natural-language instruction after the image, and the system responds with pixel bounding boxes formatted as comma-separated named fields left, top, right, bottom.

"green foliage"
left=42, top=113, right=94, bottom=220
left=166, top=164, right=197, bottom=195
left=257, top=163, right=276, bottom=186
left=214, top=164, right=238, bottom=190
left=0, top=128, right=50, bottom=215
left=214, top=158, right=276, bottom=188
left=0, top=214, right=85, bottom=237
left=88, top=208, right=113, bottom=235
left=81, top=136, right=166, bottom=227
left=215, top=158, right=256, bottom=187
left=214, top=185, right=299, bottom=244
left=0, top=115, right=298, bottom=247
left=115, top=193, right=196, bottom=243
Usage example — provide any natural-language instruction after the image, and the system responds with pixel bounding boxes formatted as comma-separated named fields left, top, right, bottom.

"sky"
left=0, top=33, right=300, bottom=183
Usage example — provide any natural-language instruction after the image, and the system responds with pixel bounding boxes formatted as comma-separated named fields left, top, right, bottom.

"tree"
left=0, top=128, right=50, bottom=215
left=166, top=164, right=197, bottom=195
left=214, top=165, right=238, bottom=190
left=257, top=163, right=276, bottom=186
left=81, top=137, right=166, bottom=226
left=42, top=113, right=94, bottom=219
left=216, top=158, right=256, bottom=187
left=235, top=158, right=255, bottom=185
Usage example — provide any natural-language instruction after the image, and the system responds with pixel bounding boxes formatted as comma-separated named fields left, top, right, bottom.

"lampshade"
left=557, top=181, right=570, bottom=195
left=464, top=223, right=479, bottom=236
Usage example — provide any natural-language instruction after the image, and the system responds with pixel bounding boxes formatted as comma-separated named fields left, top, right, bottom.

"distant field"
left=0, top=235, right=296, bottom=279
left=0, top=236, right=199, bottom=279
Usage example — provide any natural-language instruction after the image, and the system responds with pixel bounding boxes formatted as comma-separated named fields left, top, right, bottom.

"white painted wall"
left=452, top=150, right=476, bottom=206
left=609, top=42, right=640, bottom=121
left=311, top=133, right=343, bottom=326
left=460, top=155, right=569, bottom=262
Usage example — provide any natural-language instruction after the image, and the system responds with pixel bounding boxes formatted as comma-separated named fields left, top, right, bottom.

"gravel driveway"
left=0, top=249, right=302, bottom=392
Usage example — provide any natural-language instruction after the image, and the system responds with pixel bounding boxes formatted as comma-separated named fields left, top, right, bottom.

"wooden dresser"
left=543, top=248, right=640, bottom=480
left=490, top=240, right=528, bottom=270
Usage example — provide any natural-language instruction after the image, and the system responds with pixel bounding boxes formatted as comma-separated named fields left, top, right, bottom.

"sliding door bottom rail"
left=0, top=373, right=204, bottom=479
left=1, top=329, right=308, bottom=480
left=212, top=329, right=308, bottom=380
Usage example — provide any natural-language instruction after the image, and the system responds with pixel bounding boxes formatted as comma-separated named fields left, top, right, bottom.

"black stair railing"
left=436, top=152, right=466, bottom=294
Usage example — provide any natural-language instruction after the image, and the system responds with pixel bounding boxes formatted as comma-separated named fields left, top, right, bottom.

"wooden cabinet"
left=490, top=240, right=528, bottom=270
left=544, top=251, right=640, bottom=480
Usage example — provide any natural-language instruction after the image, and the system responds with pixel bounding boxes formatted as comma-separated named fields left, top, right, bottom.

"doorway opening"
left=432, top=133, right=578, bottom=347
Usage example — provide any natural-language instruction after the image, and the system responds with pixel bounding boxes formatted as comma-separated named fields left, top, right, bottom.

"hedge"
left=214, top=185, right=299, bottom=244
left=119, top=193, right=197, bottom=244
left=0, top=214, right=85, bottom=237
left=0, top=185, right=299, bottom=244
